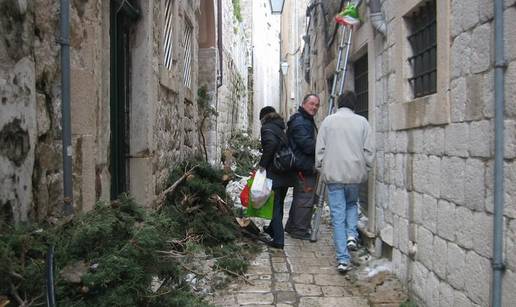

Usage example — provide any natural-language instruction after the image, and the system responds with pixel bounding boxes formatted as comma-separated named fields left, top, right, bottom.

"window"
left=182, top=20, right=193, bottom=87
left=353, top=53, right=368, bottom=118
left=163, top=0, right=174, bottom=70
left=406, top=0, right=437, bottom=98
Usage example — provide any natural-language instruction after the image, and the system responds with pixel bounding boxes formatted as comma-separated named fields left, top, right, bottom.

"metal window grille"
left=182, top=21, right=193, bottom=87
left=163, top=0, right=174, bottom=70
left=353, top=54, right=368, bottom=119
left=407, top=0, right=437, bottom=98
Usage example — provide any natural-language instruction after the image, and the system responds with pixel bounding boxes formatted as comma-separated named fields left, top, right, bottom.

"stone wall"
left=0, top=0, right=208, bottom=220
left=0, top=0, right=109, bottom=222
left=301, top=0, right=516, bottom=305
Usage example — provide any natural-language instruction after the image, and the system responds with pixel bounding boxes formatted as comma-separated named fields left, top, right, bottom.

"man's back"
left=316, top=107, right=374, bottom=184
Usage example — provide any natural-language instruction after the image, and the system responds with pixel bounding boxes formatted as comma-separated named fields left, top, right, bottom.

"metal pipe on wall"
left=368, top=0, right=386, bottom=36
left=59, top=0, right=73, bottom=216
left=492, top=0, right=506, bottom=306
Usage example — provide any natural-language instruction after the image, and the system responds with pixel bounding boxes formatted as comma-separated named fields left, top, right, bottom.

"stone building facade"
left=241, top=0, right=281, bottom=137
left=302, top=0, right=516, bottom=306
left=0, top=0, right=250, bottom=223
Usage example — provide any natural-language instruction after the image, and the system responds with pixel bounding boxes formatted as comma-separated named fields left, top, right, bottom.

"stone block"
left=291, top=273, right=313, bottom=284
left=471, top=211, right=494, bottom=258
left=471, top=22, right=493, bottom=74
left=451, top=0, right=480, bottom=36
left=479, top=0, right=494, bottom=22
left=451, top=32, right=472, bottom=79
left=376, top=132, right=385, bottom=151
left=392, top=187, right=409, bottom=219
left=376, top=152, right=385, bottom=183
left=505, top=120, right=516, bottom=159
left=398, top=217, right=409, bottom=255
left=321, top=285, right=351, bottom=297
left=411, top=192, right=424, bottom=226
left=416, top=226, right=434, bottom=270
left=465, top=74, right=487, bottom=122
left=505, top=7, right=516, bottom=61
left=440, top=157, right=466, bottom=205
left=410, top=261, right=429, bottom=302
left=36, top=93, right=50, bottom=137
left=294, top=284, right=322, bottom=296
left=437, top=199, right=457, bottom=241
left=393, top=154, right=406, bottom=188
left=508, top=220, right=516, bottom=271
left=455, top=206, right=474, bottom=249
left=469, top=120, right=492, bottom=158
left=507, top=62, right=516, bottom=119
left=447, top=243, right=467, bottom=290
left=413, top=154, right=441, bottom=198
left=454, top=291, right=477, bottom=307
left=407, top=129, right=424, bottom=153
left=421, top=194, right=438, bottom=233
left=299, top=297, right=369, bottom=307
left=504, top=161, right=516, bottom=218
left=433, top=236, right=448, bottom=279
left=423, top=127, right=445, bottom=156
left=464, top=251, right=491, bottom=306
left=129, top=157, right=155, bottom=208
left=71, top=68, right=96, bottom=135
left=465, top=158, right=486, bottom=211
left=396, top=131, right=408, bottom=153
left=502, top=269, right=516, bottom=306
left=236, top=292, right=274, bottom=305
left=438, top=280, right=455, bottom=307
left=445, top=123, right=469, bottom=157
left=451, top=77, right=467, bottom=123
left=482, top=69, right=495, bottom=119
left=272, top=262, right=288, bottom=273
left=275, top=291, right=296, bottom=304
left=313, top=274, right=348, bottom=286
left=380, top=225, right=394, bottom=247
left=422, top=272, right=440, bottom=307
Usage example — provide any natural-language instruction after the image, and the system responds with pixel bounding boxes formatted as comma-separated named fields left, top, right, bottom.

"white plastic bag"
left=250, top=169, right=272, bottom=209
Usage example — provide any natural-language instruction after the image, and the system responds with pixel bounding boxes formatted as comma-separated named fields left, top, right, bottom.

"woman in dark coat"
left=258, top=106, right=296, bottom=249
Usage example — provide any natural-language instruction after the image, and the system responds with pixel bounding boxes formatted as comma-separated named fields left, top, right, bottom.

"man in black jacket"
left=285, top=94, right=320, bottom=240
left=258, top=106, right=296, bottom=249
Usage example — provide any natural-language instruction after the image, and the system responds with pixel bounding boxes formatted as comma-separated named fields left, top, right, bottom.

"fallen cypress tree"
left=0, top=160, right=259, bottom=306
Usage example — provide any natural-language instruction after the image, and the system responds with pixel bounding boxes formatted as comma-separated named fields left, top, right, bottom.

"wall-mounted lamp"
left=280, top=61, right=289, bottom=76
left=269, top=0, right=285, bottom=14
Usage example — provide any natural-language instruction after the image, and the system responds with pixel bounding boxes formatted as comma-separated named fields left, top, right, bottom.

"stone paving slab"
left=210, top=202, right=408, bottom=307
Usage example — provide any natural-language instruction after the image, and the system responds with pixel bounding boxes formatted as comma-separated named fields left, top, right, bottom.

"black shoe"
left=263, top=225, right=274, bottom=237
left=289, top=232, right=311, bottom=241
left=265, top=240, right=284, bottom=249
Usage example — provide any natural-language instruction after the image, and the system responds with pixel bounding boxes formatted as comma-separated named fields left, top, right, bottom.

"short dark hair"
left=302, top=93, right=320, bottom=104
left=259, top=106, right=276, bottom=120
left=337, top=91, right=357, bottom=110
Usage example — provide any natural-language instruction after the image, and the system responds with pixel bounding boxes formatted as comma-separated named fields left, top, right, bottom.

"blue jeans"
left=327, top=183, right=359, bottom=264
left=271, top=187, right=289, bottom=245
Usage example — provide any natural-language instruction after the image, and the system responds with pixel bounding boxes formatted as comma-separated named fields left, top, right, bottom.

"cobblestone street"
left=211, top=204, right=408, bottom=307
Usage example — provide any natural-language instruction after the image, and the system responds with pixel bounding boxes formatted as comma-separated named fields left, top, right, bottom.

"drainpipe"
left=58, top=0, right=73, bottom=216
left=492, top=0, right=506, bottom=306
left=368, top=0, right=386, bottom=36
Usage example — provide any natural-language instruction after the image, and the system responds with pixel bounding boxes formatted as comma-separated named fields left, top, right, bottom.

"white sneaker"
left=337, top=263, right=351, bottom=273
left=347, top=237, right=358, bottom=251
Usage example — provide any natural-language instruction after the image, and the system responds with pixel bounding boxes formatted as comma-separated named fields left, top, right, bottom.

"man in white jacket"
left=315, top=91, right=374, bottom=273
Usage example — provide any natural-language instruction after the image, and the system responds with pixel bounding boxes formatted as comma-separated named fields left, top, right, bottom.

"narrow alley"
left=211, top=201, right=407, bottom=307
left=1, top=0, right=516, bottom=306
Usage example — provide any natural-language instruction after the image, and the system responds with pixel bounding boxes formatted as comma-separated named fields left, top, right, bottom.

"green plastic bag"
left=244, top=178, right=274, bottom=220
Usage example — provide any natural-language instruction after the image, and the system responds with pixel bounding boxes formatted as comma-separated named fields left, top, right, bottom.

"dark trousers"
left=285, top=173, right=316, bottom=236
left=271, top=186, right=289, bottom=245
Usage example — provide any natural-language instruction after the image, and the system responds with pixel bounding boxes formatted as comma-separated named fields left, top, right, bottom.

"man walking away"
left=285, top=94, right=320, bottom=240
left=315, top=91, right=374, bottom=273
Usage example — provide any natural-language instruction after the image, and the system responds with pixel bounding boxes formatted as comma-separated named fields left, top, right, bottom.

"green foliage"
left=1, top=160, right=259, bottom=306
left=232, top=0, right=242, bottom=22
left=228, top=132, right=261, bottom=175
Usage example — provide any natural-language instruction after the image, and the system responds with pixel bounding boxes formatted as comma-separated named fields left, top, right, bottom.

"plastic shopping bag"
left=240, top=183, right=250, bottom=208
left=244, top=177, right=274, bottom=220
left=250, top=169, right=272, bottom=209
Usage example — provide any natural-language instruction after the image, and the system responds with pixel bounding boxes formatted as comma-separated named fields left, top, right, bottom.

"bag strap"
left=263, top=128, right=288, bottom=146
